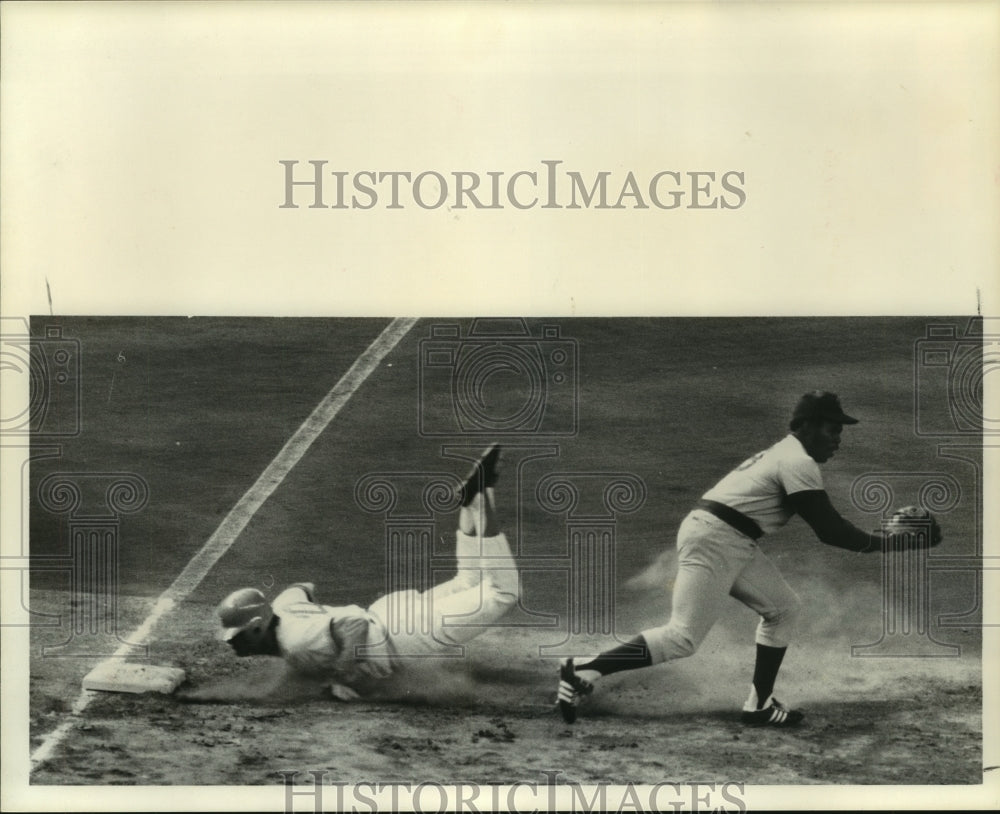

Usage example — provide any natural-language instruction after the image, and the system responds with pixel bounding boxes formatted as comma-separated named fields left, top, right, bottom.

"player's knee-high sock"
left=574, top=635, right=652, bottom=683
left=750, top=643, right=787, bottom=708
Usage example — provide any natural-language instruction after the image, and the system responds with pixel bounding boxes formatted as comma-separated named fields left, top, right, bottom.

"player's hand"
left=326, top=682, right=361, bottom=702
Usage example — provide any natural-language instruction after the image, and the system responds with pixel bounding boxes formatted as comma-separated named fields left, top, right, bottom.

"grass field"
left=23, top=316, right=985, bottom=790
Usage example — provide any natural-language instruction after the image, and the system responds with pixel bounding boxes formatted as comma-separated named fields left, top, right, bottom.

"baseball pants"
left=367, top=530, right=519, bottom=658
left=641, top=509, right=801, bottom=664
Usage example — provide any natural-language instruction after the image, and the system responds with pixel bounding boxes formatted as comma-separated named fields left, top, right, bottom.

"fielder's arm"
left=786, top=490, right=883, bottom=553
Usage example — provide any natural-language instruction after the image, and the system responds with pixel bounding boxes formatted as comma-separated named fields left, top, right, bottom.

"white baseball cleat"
left=556, top=658, right=593, bottom=724
left=740, top=693, right=804, bottom=727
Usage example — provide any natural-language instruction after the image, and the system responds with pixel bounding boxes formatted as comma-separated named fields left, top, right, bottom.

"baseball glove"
left=885, top=505, right=943, bottom=548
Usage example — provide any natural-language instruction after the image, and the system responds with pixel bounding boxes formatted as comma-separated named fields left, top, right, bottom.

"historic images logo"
left=279, top=160, right=747, bottom=211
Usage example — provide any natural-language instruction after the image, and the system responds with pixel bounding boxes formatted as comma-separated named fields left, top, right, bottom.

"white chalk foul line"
left=29, top=317, right=418, bottom=771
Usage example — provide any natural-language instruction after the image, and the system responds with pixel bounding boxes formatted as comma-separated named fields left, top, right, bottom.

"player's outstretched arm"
left=791, top=491, right=945, bottom=552
left=786, top=489, right=883, bottom=553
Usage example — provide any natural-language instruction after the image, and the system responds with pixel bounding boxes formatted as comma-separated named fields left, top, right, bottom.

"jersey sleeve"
left=272, top=585, right=312, bottom=613
left=327, top=605, right=373, bottom=657
left=327, top=605, right=380, bottom=680
left=330, top=612, right=370, bottom=652
left=777, top=452, right=824, bottom=495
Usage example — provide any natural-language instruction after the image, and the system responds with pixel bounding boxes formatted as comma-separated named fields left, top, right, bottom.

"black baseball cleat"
left=556, top=658, right=593, bottom=724
left=457, top=443, right=501, bottom=507
left=740, top=696, right=804, bottom=727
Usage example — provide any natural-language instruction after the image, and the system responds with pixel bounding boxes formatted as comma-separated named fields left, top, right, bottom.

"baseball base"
left=82, top=662, right=186, bottom=694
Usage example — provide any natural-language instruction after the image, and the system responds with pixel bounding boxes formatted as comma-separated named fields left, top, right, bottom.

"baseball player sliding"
left=216, top=444, right=513, bottom=699
left=557, top=392, right=943, bottom=726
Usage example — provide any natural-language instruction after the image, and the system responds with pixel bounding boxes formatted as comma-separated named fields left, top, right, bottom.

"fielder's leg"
left=729, top=550, right=804, bottom=726
left=558, top=511, right=754, bottom=723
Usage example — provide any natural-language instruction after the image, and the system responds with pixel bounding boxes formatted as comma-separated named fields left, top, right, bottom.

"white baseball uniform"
left=271, top=530, right=518, bottom=685
left=641, top=434, right=818, bottom=663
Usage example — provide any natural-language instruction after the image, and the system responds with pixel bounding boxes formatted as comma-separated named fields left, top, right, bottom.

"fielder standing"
left=216, top=444, right=514, bottom=699
left=557, top=392, right=942, bottom=726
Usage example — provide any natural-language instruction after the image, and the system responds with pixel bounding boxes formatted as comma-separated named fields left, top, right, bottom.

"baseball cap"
left=790, top=391, right=859, bottom=426
left=216, top=587, right=270, bottom=641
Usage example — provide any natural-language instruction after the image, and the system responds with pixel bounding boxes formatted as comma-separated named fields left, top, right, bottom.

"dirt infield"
left=23, top=317, right=987, bottom=793
left=29, top=593, right=982, bottom=787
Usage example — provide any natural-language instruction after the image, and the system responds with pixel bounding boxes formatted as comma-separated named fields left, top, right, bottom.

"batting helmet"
left=217, top=587, right=271, bottom=641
